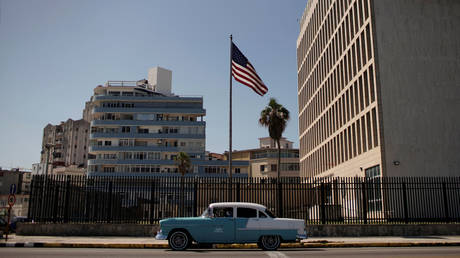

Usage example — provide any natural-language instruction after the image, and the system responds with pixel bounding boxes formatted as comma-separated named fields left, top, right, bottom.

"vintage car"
left=156, top=202, right=307, bottom=251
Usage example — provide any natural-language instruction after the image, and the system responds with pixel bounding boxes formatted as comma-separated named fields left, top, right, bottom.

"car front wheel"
left=259, top=235, right=281, bottom=251
left=168, top=230, right=190, bottom=251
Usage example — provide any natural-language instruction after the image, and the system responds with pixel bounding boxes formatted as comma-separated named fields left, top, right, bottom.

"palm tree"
left=259, top=98, right=290, bottom=181
left=176, top=151, right=191, bottom=176
left=175, top=152, right=191, bottom=217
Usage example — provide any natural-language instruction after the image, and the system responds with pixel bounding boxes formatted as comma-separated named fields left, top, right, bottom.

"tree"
left=175, top=152, right=191, bottom=217
left=259, top=98, right=290, bottom=181
left=176, top=152, right=191, bottom=176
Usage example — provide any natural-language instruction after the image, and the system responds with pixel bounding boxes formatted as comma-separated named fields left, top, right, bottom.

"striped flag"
left=231, top=43, right=268, bottom=96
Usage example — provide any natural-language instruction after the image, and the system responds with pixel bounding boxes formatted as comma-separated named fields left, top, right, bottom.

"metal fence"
left=28, top=175, right=460, bottom=224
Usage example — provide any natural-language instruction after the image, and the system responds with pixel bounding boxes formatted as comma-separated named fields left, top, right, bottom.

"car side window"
left=258, top=211, right=267, bottom=218
left=237, top=207, right=257, bottom=218
left=213, top=207, right=233, bottom=218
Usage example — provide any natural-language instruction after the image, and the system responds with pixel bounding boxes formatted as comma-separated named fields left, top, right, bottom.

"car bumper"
left=155, top=230, right=167, bottom=240
left=296, top=230, right=308, bottom=239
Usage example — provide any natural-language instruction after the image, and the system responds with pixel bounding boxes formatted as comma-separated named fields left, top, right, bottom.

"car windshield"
left=201, top=208, right=211, bottom=218
left=264, top=208, right=276, bottom=218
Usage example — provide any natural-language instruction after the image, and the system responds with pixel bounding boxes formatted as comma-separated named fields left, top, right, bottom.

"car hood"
left=159, top=217, right=204, bottom=225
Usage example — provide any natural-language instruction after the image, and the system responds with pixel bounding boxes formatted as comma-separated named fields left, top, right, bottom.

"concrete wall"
left=308, top=224, right=460, bottom=237
left=17, top=223, right=460, bottom=237
left=372, top=0, right=460, bottom=177
left=17, top=223, right=160, bottom=237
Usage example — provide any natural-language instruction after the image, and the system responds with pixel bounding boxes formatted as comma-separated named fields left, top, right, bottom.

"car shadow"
left=165, top=248, right=325, bottom=253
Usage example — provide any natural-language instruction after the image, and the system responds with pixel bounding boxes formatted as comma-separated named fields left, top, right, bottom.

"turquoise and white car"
left=155, top=202, right=307, bottom=251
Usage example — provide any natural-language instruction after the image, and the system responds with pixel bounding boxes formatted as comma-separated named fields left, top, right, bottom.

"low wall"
left=307, top=224, right=460, bottom=237
left=17, top=223, right=460, bottom=237
left=17, top=223, right=160, bottom=237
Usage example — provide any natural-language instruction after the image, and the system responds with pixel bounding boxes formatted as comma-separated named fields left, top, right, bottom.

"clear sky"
left=0, top=0, right=307, bottom=169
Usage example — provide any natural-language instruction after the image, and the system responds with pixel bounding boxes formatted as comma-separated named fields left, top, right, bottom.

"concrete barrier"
left=16, top=223, right=460, bottom=237
left=17, top=223, right=160, bottom=236
left=307, top=224, right=460, bottom=237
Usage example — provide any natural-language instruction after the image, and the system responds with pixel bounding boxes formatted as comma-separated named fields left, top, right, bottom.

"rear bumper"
left=155, top=230, right=167, bottom=240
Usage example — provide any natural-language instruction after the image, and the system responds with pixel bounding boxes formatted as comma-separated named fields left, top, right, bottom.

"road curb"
left=1, top=241, right=460, bottom=249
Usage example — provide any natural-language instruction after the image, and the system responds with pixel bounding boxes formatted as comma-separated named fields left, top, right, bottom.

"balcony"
left=92, top=107, right=206, bottom=115
left=90, top=132, right=205, bottom=140
left=89, top=145, right=180, bottom=152
left=91, top=120, right=206, bottom=126
left=93, top=95, right=203, bottom=102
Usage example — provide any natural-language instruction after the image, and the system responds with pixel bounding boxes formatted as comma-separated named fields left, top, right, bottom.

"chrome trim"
left=155, top=230, right=167, bottom=240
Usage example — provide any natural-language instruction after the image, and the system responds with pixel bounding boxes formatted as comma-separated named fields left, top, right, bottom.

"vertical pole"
left=150, top=180, right=155, bottom=224
left=278, top=181, right=283, bottom=218
left=442, top=181, right=449, bottom=223
left=402, top=181, right=409, bottom=224
left=193, top=181, right=198, bottom=217
left=320, top=183, right=326, bottom=224
left=107, top=181, right=113, bottom=223
left=63, top=175, right=71, bottom=223
left=361, top=180, right=367, bottom=224
left=228, top=34, right=233, bottom=201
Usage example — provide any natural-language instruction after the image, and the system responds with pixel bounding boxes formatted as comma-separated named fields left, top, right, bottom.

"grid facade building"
left=88, top=67, right=248, bottom=177
left=297, top=0, right=460, bottom=177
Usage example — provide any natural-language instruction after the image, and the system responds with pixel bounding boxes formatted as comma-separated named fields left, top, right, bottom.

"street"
left=1, top=247, right=460, bottom=258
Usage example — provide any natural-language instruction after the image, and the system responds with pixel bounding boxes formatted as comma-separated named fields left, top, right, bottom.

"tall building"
left=297, top=0, right=460, bottom=178
left=41, top=119, right=90, bottom=175
left=88, top=67, right=248, bottom=177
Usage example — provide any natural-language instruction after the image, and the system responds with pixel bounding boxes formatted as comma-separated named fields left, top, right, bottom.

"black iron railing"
left=28, top=175, right=460, bottom=224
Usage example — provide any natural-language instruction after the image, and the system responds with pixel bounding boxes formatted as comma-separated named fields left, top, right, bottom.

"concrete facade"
left=41, top=119, right=90, bottom=175
left=297, top=0, right=460, bottom=178
left=88, top=67, right=248, bottom=177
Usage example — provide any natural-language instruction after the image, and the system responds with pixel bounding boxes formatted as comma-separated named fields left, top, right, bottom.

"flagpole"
left=229, top=34, right=233, bottom=201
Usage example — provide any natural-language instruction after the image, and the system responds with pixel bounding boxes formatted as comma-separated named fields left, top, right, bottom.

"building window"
left=235, top=168, right=240, bottom=174
left=122, top=126, right=130, bottom=133
left=260, top=165, right=265, bottom=172
left=104, top=141, right=111, bottom=146
left=271, top=164, right=277, bottom=172
left=365, top=165, right=382, bottom=212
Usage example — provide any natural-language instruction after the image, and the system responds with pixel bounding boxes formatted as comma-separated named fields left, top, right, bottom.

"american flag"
left=231, top=43, right=268, bottom=96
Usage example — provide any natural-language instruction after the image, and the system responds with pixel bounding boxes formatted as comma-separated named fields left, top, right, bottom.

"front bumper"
left=155, top=230, right=167, bottom=240
left=296, top=230, right=308, bottom=239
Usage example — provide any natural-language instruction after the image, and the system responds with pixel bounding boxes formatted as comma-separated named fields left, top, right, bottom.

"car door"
left=197, top=206, right=235, bottom=243
left=235, top=207, right=259, bottom=242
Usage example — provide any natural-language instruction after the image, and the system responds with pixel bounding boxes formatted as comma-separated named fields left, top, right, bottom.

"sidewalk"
left=2, top=235, right=460, bottom=248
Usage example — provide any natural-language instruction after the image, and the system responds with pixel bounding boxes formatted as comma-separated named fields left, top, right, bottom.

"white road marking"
left=265, top=251, right=289, bottom=258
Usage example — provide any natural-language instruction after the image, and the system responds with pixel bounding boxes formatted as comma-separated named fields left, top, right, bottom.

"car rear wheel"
left=168, top=230, right=190, bottom=251
left=259, top=235, right=281, bottom=251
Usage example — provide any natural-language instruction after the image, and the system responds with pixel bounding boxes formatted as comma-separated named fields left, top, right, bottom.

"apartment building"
left=297, top=0, right=460, bottom=178
left=229, top=137, right=300, bottom=178
left=88, top=67, right=248, bottom=177
left=40, top=119, right=90, bottom=175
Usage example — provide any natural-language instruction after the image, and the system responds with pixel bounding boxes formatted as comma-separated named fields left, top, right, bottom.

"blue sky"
left=0, top=0, right=307, bottom=169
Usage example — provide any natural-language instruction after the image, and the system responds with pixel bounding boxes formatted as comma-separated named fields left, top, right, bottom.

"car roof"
left=209, top=202, right=267, bottom=210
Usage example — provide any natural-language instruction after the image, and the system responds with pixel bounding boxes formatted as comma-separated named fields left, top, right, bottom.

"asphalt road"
left=2, top=247, right=460, bottom=258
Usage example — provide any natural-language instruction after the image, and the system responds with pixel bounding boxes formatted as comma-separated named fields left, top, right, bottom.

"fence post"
left=107, top=181, right=113, bottom=223
left=361, top=181, right=367, bottom=224
left=236, top=182, right=240, bottom=202
left=150, top=180, right=155, bottom=224
left=278, top=181, right=283, bottom=218
left=402, top=181, right=409, bottom=224
left=53, top=184, right=59, bottom=223
left=27, top=176, right=35, bottom=220
left=63, top=176, right=71, bottom=223
left=442, top=181, right=450, bottom=223
left=193, top=181, right=198, bottom=217
left=320, top=183, right=326, bottom=224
